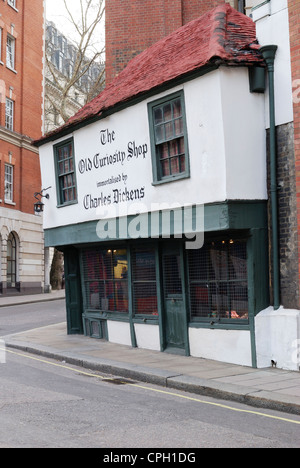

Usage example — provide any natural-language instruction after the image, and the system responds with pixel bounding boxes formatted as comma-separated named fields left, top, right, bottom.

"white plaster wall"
left=39, top=67, right=266, bottom=231
left=106, top=320, right=132, bottom=346
left=189, top=328, right=253, bottom=367
left=134, top=323, right=161, bottom=351
left=255, top=307, right=300, bottom=370
left=220, top=67, right=267, bottom=200
left=254, top=0, right=293, bottom=128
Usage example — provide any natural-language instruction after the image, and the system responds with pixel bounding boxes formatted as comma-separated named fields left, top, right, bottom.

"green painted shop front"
left=47, top=201, right=270, bottom=364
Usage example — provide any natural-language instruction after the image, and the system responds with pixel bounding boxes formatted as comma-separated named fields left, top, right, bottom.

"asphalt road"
left=0, top=299, right=66, bottom=336
left=0, top=346, right=300, bottom=448
left=1, top=300, right=300, bottom=449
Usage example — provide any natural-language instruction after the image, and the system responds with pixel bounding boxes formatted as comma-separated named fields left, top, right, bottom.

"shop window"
left=82, top=248, right=128, bottom=314
left=131, top=247, right=158, bottom=316
left=54, top=138, right=77, bottom=206
left=188, top=238, right=248, bottom=322
left=148, top=90, right=190, bottom=184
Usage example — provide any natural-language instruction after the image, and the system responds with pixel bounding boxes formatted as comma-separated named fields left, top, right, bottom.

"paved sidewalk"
left=0, top=289, right=65, bottom=307
left=1, top=291, right=300, bottom=416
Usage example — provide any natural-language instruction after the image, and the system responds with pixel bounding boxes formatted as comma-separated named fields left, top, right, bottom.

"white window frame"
left=4, top=164, right=14, bottom=203
left=6, top=34, right=15, bottom=70
left=5, top=98, right=14, bottom=131
left=7, top=0, right=17, bottom=9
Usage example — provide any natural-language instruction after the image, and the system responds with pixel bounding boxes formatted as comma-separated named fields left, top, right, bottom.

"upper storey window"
left=6, top=34, right=16, bottom=70
left=148, top=90, right=190, bottom=184
left=54, top=138, right=78, bottom=207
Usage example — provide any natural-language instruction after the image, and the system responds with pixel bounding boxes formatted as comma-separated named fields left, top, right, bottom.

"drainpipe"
left=260, top=45, right=280, bottom=310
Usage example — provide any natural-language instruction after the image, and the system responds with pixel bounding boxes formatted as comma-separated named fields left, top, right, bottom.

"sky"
left=45, top=0, right=105, bottom=49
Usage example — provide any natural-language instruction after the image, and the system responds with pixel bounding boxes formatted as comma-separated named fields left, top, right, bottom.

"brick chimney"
left=105, top=0, right=236, bottom=85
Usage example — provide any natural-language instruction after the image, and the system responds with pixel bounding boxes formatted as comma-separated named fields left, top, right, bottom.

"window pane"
left=188, top=239, right=248, bottom=320
left=164, top=121, right=173, bottom=139
left=161, top=159, right=170, bottom=177
left=5, top=99, right=14, bottom=131
left=170, top=156, right=180, bottom=174
left=169, top=140, right=178, bottom=156
left=163, top=103, right=172, bottom=121
left=154, top=107, right=163, bottom=125
left=132, top=248, right=158, bottom=316
left=82, top=248, right=128, bottom=313
left=159, top=142, right=169, bottom=159
left=4, top=164, right=13, bottom=201
left=229, top=240, right=247, bottom=280
left=163, top=253, right=182, bottom=296
left=172, top=98, right=182, bottom=118
left=174, top=118, right=183, bottom=136
left=6, top=35, right=15, bottom=69
left=155, top=124, right=164, bottom=143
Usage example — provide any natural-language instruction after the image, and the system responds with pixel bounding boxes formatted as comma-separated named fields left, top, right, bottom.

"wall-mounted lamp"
left=34, top=187, right=51, bottom=213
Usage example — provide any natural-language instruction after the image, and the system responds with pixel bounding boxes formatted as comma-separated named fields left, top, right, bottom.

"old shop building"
left=34, top=4, right=298, bottom=369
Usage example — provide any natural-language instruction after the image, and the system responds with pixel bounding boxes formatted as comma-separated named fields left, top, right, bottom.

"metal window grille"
left=131, top=247, right=158, bottom=316
left=82, top=248, right=128, bottom=314
left=83, top=317, right=106, bottom=339
left=188, top=239, right=248, bottom=320
left=163, top=251, right=182, bottom=297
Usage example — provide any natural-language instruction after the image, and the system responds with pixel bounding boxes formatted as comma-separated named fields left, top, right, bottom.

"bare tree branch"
left=45, top=0, right=105, bottom=128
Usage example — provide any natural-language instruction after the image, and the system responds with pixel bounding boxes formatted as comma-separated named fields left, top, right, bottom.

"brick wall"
left=288, top=0, right=300, bottom=305
left=105, top=0, right=234, bottom=85
left=0, top=0, right=43, bottom=215
left=266, top=124, right=299, bottom=309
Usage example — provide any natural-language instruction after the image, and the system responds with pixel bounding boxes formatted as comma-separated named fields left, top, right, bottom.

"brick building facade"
left=105, top=0, right=237, bottom=85
left=288, top=0, right=300, bottom=308
left=0, top=0, right=45, bottom=295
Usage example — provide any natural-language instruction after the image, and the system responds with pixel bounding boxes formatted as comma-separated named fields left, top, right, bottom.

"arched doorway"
left=7, top=232, right=17, bottom=289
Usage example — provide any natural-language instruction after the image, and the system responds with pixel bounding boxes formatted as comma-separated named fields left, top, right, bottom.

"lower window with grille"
left=131, top=247, right=158, bottom=316
left=188, top=238, right=248, bottom=322
left=82, top=248, right=128, bottom=314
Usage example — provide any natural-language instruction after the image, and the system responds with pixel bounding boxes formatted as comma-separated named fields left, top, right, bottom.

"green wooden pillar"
left=64, top=247, right=84, bottom=335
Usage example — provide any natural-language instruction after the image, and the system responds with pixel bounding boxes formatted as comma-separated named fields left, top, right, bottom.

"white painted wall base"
left=134, top=323, right=160, bottom=351
left=189, top=328, right=252, bottom=367
left=255, top=307, right=300, bottom=371
left=107, top=320, right=132, bottom=346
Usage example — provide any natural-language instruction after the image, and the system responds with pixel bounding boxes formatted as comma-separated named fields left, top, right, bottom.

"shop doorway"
left=7, top=232, right=17, bottom=289
left=162, top=244, right=188, bottom=354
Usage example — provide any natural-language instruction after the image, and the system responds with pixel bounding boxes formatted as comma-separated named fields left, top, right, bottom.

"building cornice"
left=0, top=126, right=39, bottom=154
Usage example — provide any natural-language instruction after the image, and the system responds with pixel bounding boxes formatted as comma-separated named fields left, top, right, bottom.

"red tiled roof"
left=35, top=4, right=263, bottom=145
